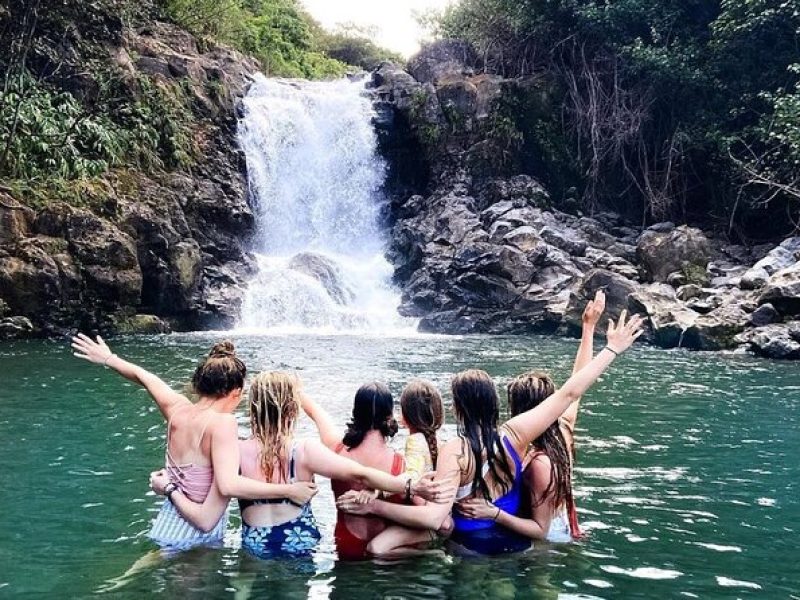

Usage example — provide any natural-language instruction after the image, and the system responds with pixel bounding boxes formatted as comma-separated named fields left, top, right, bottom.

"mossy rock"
left=113, top=313, right=171, bottom=334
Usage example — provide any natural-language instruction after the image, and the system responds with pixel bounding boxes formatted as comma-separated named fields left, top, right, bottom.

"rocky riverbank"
left=369, top=42, right=800, bottom=359
left=0, top=17, right=259, bottom=338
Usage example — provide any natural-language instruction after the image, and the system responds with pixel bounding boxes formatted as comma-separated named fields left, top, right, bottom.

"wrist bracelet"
left=493, top=506, right=501, bottom=521
left=603, top=346, right=619, bottom=356
left=103, top=353, right=117, bottom=368
left=404, top=478, right=413, bottom=503
left=164, top=482, right=178, bottom=500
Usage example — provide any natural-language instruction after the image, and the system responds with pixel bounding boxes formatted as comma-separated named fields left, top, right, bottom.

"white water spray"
left=236, top=75, right=413, bottom=334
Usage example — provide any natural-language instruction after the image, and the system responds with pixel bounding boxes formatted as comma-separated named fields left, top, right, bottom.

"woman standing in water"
left=300, top=381, right=453, bottom=560
left=458, top=292, right=606, bottom=542
left=71, top=335, right=318, bottom=550
left=338, top=311, right=643, bottom=556
left=152, top=372, right=448, bottom=558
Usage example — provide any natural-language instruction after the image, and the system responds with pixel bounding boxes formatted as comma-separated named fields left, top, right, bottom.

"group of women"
left=71, top=290, right=643, bottom=560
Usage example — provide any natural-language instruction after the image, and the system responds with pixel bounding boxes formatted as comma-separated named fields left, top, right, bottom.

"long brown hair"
left=248, top=371, right=300, bottom=482
left=507, top=371, right=572, bottom=510
left=400, top=380, right=444, bottom=468
left=451, top=369, right=516, bottom=500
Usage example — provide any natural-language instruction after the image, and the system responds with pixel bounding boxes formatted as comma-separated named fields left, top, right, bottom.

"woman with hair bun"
left=153, top=374, right=448, bottom=559
left=71, top=336, right=318, bottom=551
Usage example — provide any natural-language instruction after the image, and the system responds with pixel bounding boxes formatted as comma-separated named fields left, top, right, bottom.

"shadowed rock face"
left=370, top=57, right=800, bottom=358
left=0, top=18, right=259, bottom=338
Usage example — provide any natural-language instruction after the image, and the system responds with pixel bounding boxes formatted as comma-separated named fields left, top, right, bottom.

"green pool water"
left=0, top=333, right=797, bottom=598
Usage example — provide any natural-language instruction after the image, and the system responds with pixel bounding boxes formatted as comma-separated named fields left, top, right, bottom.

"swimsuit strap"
left=165, top=408, right=213, bottom=470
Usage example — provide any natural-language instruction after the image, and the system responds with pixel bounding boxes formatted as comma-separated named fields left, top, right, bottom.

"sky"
left=301, top=0, right=454, bottom=58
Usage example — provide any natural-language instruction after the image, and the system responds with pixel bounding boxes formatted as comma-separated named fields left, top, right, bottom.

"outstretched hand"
left=606, top=310, right=644, bottom=354
left=71, top=333, right=113, bottom=365
left=582, top=290, right=606, bottom=327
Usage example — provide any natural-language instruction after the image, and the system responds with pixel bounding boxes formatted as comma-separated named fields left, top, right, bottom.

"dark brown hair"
left=507, top=370, right=572, bottom=510
left=342, top=381, right=398, bottom=449
left=400, top=380, right=444, bottom=468
left=451, top=369, right=515, bottom=501
left=191, top=341, right=246, bottom=398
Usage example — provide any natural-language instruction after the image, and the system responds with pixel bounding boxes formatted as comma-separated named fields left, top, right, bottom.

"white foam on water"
left=716, top=576, right=762, bottom=589
left=236, top=74, right=415, bottom=334
left=601, top=566, right=683, bottom=580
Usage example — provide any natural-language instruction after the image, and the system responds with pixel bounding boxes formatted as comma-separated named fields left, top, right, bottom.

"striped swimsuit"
left=148, top=415, right=227, bottom=551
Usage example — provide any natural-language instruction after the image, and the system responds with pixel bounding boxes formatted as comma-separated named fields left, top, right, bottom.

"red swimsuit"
left=331, top=443, right=405, bottom=560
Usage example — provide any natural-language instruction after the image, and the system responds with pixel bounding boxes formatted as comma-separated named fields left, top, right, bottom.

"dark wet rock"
left=637, top=225, right=711, bottom=283
left=0, top=19, right=258, bottom=336
left=749, top=303, right=780, bottom=327
left=740, top=237, right=800, bottom=290
left=758, top=262, right=800, bottom=317
left=0, top=316, right=35, bottom=340
left=680, top=304, right=749, bottom=351
left=113, top=313, right=172, bottom=334
left=736, top=322, right=800, bottom=359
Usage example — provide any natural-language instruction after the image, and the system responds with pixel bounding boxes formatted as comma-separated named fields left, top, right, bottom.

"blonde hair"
left=248, top=371, right=301, bottom=482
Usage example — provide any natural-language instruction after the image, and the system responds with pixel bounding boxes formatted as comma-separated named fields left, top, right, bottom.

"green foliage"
left=0, top=74, right=123, bottom=180
left=161, top=0, right=348, bottom=78
left=0, top=70, right=195, bottom=181
left=316, top=24, right=403, bottom=71
left=433, top=0, right=800, bottom=238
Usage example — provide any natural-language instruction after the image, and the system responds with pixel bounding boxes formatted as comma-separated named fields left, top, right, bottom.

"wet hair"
left=507, top=370, right=572, bottom=510
left=342, top=381, right=398, bottom=449
left=451, top=369, right=515, bottom=501
left=400, top=380, right=444, bottom=468
left=191, top=341, right=246, bottom=397
left=249, top=371, right=300, bottom=482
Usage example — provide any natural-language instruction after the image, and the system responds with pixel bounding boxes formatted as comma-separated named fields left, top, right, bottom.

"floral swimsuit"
left=239, top=443, right=321, bottom=559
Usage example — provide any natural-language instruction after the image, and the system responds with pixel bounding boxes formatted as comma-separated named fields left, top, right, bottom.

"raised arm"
left=503, top=311, right=643, bottom=458
left=300, top=391, right=343, bottom=450
left=336, top=438, right=463, bottom=530
left=561, top=290, right=606, bottom=437
left=210, top=416, right=318, bottom=504
left=301, top=439, right=450, bottom=502
left=150, top=470, right=229, bottom=533
left=72, top=334, right=189, bottom=420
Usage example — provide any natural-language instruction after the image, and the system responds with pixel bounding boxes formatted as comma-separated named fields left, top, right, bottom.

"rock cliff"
left=0, top=15, right=259, bottom=337
left=369, top=42, right=800, bottom=359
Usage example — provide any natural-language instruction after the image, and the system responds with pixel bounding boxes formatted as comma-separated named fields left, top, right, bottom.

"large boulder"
left=740, top=236, right=800, bottom=290
left=289, top=252, right=353, bottom=305
left=407, top=40, right=479, bottom=85
left=736, top=322, right=800, bottom=359
left=564, top=269, right=639, bottom=331
left=680, top=304, right=749, bottom=350
left=758, top=262, right=800, bottom=317
left=636, top=225, right=711, bottom=283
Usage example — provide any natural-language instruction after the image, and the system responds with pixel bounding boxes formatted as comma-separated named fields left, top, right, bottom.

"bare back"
left=331, top=431, right=404, bottom=541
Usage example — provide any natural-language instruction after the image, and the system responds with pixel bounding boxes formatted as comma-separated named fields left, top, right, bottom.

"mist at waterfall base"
left=236, top=75, right=415, bottom=335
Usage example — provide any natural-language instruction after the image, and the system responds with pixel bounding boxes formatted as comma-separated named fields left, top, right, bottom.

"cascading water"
left=236, top=74, right=414, bottom=333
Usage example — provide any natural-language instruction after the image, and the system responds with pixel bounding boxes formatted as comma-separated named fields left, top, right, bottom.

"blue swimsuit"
left=450, top=436, right=531, bottom=555
left=239, top=443, right=321, bottom=559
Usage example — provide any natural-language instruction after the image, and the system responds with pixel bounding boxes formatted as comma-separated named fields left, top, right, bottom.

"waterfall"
left=236, top=74, right=413, bottom=333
